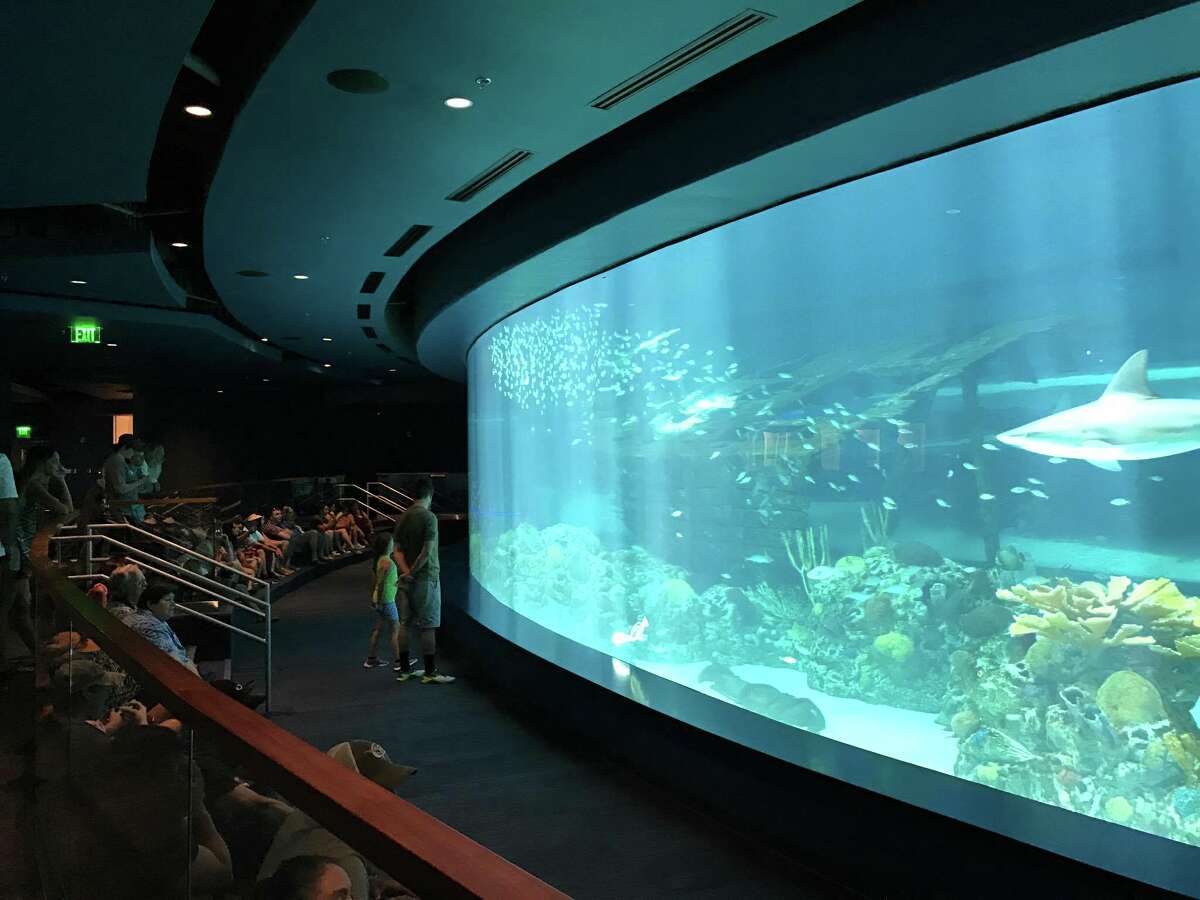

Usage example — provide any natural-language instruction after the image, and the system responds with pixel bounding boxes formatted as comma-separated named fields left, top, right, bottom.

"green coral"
left=873, top=631, right=914, bottom=663
left=974, top=763, right=1001, bottom=786
left=835, top=555, right=866, bottom=577
left=1104, top=796, right=1134, bottom=823
left=1096, top=670, right=1166, bottom=729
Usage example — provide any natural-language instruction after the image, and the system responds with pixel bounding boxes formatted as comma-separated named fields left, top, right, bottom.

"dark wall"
left=138, top=383, right=468, bottom=490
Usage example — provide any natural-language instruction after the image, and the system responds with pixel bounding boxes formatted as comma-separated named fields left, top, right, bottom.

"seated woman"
left=334, top=503, right=367, bottom=552
left=124, top=583, right=198, bottom=674
left=316, top=504, right=352, bottom=556
left=105, top=563, right=148, bottom=622
left=244, top=514, right=294, bottom=576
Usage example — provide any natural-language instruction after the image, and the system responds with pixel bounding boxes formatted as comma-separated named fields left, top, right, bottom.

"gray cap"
left=52, top=659, right=124, bottom=695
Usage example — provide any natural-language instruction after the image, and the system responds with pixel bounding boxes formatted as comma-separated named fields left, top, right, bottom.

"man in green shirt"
left=391, top=476, right=454, bottom=684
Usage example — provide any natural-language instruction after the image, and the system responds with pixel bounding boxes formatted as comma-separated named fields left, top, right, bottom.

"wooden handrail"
left=31, top=526, right=568, bottom=900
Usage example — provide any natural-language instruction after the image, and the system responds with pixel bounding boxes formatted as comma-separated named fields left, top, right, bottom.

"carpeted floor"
left=243, top=558, right=857, bottom=900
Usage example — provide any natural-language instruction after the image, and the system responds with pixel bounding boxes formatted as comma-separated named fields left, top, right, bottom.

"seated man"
left=35, top=659, right=132, bottom=782
left=282, top=505, right=334, bottom=562
left=264, top=507, right=321, bottom=566
left=123, top=584, right=199, bottom=674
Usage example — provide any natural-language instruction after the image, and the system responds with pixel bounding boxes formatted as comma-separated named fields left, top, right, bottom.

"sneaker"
left=394, top=669, right=426, bottom=683
left=362, top=658, right=389, bottom=669
left=421, top=672, right=456, bottom=685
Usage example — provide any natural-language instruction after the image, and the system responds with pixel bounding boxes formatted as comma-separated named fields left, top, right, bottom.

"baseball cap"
left=210, top=678, right=267, bottom=710
left=245, top=513, right=263, bottom=523
left=52, top=659, right=124, bottom=695
left=44, top=630, right=102, bottom=657
left=327, top=740, right=417, bottom=789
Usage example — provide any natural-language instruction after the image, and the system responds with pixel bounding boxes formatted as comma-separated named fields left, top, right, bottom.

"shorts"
left=374, top=600, right=400, bottom=623
left=405, top=577, right=441, bottom=629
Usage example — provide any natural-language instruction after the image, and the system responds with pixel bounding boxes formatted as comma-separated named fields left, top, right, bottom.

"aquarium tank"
left=468, top=77, right=1200, bottom=853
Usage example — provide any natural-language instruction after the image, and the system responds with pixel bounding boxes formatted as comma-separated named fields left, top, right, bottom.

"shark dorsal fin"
left=1101, top=350, right=1157, bottom=400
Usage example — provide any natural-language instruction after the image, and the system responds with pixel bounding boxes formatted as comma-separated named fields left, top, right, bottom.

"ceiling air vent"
left=590, top=9, right=773, bottom=110
left=384, top=225, right=432, bottom=258
left=360, top=271, right=384, bottom=293
left=446, top=150, right=533, bottom=202
left=361, top=326, right=378, bottom=339
left=357, top=304, right=371, bottom=320
left=376, top=343, right=392, bottom=353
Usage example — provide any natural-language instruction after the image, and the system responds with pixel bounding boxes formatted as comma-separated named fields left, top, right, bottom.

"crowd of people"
left=2, top=433, right=456, bottom=897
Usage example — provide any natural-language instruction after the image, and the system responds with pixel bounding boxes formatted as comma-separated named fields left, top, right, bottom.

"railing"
left=30, top=524, right=566, bottom=899
left=339, top=483, right=406, bottom=516
left=50, top=520, right=273, bottom=711
left=368, top=480, right=415, bottom=506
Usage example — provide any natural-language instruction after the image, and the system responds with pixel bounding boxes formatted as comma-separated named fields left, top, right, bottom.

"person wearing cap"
left=103, top=434, right=152, bottom=522
left=35, top=659, right=143, bottom=781
left=124, top=583, right=199, bottom=674
left=256, top=855, right=354, bottom=900
left=246, top=513, right=296, bottom=577
left=258, top=741, right=417, bottom=900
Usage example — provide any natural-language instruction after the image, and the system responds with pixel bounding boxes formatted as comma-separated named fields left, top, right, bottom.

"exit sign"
left=70, top=322, right=101, bottom=344
left=15, top=426, right=32, bottom=439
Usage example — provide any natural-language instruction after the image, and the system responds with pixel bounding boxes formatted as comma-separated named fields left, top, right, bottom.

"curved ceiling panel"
left=408, top=0, right=1198, bottom=380
left=0, top=1, right=212, bottom=208
left=204, top=0, right=852, bottom=378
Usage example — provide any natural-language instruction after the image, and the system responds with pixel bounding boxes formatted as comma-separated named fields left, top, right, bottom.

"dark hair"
left=410, top=475, right=434, bottom=500
left=16, top=444, right=58, bottom=490
left=372, top=531, right=392, bottom=564
left=257, top=855, right=346, bottom=900
left=138, top=583, right=175, bottom=611
left=115, top=433, right=137, bottom=451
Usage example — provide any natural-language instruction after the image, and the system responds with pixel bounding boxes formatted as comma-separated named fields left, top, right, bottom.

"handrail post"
left=84, top=523, right=93, bottom=579
left=265, top=581, right=272, bottom=715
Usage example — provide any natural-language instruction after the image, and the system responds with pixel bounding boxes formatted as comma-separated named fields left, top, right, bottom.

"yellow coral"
left=1164, top=732, right=1200, bottom=786
left=999, top=576, right=1200, bottom=653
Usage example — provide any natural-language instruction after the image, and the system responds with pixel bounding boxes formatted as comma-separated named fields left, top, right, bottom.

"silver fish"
left=936, top=498, right=951, bottom=508
left=962, top=462, right=979, bottom=471
left=745, top=553, right=773, bottom=564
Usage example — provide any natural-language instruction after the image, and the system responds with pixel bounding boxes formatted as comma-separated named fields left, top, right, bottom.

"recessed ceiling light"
left=185, top=105, right=213, bottom=117
left=217, top=389, right=224, bottom=394
left=444, top=97, right=472, bottom=109
left=69, top=279, right=87, bottom=285
left=321, top=336, right=332, bottom=342
left=262, top=378, right=270, bottom=383
left=171, top=241, right=189, bottom=248
left=260, top=337, right=268, bottom=342
left=323, top=363, right=332, bottom=368
left=945, top=208, right=961, bottom=215
left=105, top=343, right=118, bottom=348
left=388, top=368, right=397, bottom=373
left=292, top=274, right=309, bottom=280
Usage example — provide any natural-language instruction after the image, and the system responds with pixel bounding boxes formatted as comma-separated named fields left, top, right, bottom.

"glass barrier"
left=467, top=76, right=1200, bottom=867
left=29, top=526, right=563, bottom=900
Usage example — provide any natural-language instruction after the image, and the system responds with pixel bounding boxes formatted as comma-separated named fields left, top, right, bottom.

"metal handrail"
left=368, top=481, right=415, bottom=505
left=51, top=530, right=273, bottom=710
left=339, top=483, right=406, bottom=514
left=50, top=536, right=268, bottom=620
left=337, top=495, right=396, bottom=523
left=69, top=521, right=269, bottom=590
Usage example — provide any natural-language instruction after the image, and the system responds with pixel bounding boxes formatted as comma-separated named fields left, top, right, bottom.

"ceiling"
left=1, top=0, right=1193, bottom=393
left=202, top=0, right=854, bottom=378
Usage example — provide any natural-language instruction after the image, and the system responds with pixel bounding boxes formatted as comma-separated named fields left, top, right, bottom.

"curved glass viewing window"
left=468, top=77, right=1200, bottom=856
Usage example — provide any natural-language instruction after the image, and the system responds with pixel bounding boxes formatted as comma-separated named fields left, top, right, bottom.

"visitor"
left=283, top=505, right=333, bottom=561
left=103, top=434, right=152, bottom=521
left=316, top=504, right=352, bottom=556
left=391, top=476, right=454, bottom=684
left=144, top=443, right=166, bottom=491
left=124, top=583, right=199, bottom=673
left=246, top=513, right=296, bottom=576
left=256, top=855, right=354, bottom=900
left=10, top=446, right=73, bottom=651
left=258, top=741, right=417, bottom=900
left=264, top=507, right=317, bottom=566
left=0, top=449, right=31, bottom=672
left=363, top=533, right=408, bottom=673
left=334, top=503, right=367, bottom=551
left=34, top=658, right=132, bottom=781
left=106, top=562, right=148, bottom=621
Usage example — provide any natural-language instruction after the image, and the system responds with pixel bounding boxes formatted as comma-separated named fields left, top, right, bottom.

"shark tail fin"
left=1101, top=350, right=1156, bottom=399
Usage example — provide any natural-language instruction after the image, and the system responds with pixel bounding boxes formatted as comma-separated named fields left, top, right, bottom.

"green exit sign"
left=70, top=321, right=101, bottom=344
left=15, top=426, right=32, bottom=439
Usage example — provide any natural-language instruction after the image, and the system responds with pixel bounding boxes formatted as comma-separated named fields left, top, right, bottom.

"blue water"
left=468, top=78, right=1200, bottom=851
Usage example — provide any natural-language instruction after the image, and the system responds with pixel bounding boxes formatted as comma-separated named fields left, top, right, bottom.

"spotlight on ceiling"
left=171, top=241, right=189, bottom=248
left=185, top=104, right=213, bottom=117
left=217, top=389, right=224, bottom=394
left=444, top=96, right=472, bottom=109
left=260, top=337, right=268, bottom=342
left=321, top=337, right=332, bottom=342
left=105, top=343, right=118, bottom=348
left=323, top=363, right=332, bottom=368
left=292, top=274, right=309, bottom=280
left=262, top=378, right=270, bottom=383
left=388, top=368, right=397, bottom=373
left=69, top=279, right=87, bottom=285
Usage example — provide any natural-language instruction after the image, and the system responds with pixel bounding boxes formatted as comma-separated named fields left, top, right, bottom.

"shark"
left=995, top=350, right=1200, bottom=472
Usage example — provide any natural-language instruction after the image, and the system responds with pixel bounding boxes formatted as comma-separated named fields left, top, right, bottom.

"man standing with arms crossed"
left=392, top=475, right=454, bottom=685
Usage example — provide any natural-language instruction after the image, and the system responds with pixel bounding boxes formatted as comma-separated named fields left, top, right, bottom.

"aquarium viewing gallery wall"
left=466, top=77, right=1200, bottom=876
